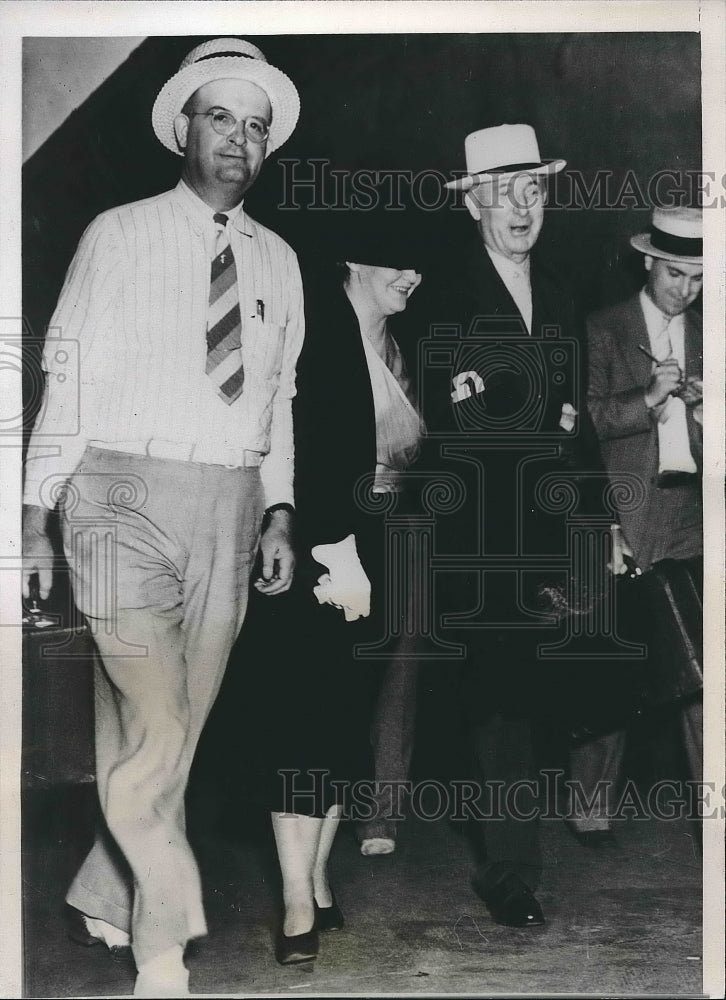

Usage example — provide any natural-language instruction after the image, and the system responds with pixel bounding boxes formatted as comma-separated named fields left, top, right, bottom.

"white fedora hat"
left=445, top=124, right=566, bottom=191
left=152, top=37, right=300, bottom=157
left=630, top=206, right=703, bottom=263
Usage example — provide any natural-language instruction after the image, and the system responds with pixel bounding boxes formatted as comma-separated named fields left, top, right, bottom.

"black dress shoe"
left=274, top=925, right=319, bottom=965
left=313, top=892, right=345, bottom=932
left=66, top=904, right=101, bottom=947
left=566, top=823, right=619, bottom=849
left=474, top=872, right=545, bottom=928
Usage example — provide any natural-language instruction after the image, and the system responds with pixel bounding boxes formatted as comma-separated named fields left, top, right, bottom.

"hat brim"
left=444, top=158, right=567, bottom=191
left=152, top=55, right=300, bottom=157
left=629, top=233, right=703, bottom=264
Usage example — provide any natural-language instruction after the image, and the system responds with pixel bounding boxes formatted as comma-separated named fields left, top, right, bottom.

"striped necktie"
left=206, top=212, right=245, bottom=404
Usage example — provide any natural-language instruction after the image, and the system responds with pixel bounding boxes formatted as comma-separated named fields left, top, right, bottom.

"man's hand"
left=254, top=508, right=295, bottom=596
left=645, top=358, right=683, bottom=412
left=608, top=523, right=636, bottom=576
left=678, top=376, right=703, bottom=408
left=22, top=504, right=54, bottom=599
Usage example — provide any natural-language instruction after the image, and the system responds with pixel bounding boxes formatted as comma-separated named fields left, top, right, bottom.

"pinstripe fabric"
left=24, top=181, right=304, bottom=508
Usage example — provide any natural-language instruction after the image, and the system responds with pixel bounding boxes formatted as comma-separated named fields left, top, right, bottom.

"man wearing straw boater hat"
left=568, top=205, right=703, bottom=847
left=22, top=37, right=304, bottom=995
left=435, top=124, right=606, bottom=929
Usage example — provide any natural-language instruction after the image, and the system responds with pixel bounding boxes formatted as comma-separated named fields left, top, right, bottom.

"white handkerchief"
left=559, top=402, right=578, bottom=433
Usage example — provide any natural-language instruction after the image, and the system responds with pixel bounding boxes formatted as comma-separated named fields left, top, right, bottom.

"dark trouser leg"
left=360, top=658, right=419, bottom=840
left=468, top=711, right=542, bottom=892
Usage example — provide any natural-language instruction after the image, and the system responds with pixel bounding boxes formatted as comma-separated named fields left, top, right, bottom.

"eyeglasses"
left=189, top=109, right=270, bottom=144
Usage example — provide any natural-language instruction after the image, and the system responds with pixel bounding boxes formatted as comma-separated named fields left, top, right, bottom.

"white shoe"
left=360, top=836, right=396, bottom=856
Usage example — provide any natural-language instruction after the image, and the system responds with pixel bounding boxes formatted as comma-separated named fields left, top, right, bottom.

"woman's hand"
left=311, top=534, right=371, bottom=621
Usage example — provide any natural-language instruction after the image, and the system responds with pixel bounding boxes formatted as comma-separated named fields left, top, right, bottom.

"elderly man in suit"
left=433, top=124, right=606, bottom=927
left=568, top=206, right=703, bottom=846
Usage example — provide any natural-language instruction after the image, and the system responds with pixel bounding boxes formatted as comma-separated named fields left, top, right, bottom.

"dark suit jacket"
left=425, top=239, right=606, bottom=561
left=421, top=240, right=606, bottom=714
left=586, top=293, right=703, bottom=570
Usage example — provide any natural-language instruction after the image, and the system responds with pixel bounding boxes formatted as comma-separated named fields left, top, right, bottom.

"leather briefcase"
left=563, top=555, right=702, bottom=742
left=620, top=555, right=703, bottom=708
left=22, top=573, right=95, bottom=788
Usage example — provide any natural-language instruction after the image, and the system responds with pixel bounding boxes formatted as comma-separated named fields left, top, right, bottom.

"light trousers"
left=569, top=696, right=703, bottom=830
left=62, top=447, right=263, bottom=967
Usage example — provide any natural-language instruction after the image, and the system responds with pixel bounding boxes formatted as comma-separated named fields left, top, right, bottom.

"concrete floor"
left=22, top=771, right=704, bottom=999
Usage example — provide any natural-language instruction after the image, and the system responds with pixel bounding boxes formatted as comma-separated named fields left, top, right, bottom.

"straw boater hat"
left=630, top=206, right=703, bottom=264
left=445, top=124, right=566, bottom=191
left=152, top=37, right=300, bottom=157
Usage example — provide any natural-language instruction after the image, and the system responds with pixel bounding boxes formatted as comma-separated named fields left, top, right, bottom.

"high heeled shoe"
left=313, top=891, right=345, bottom=932
left=274, top=924, right=319, bottom=965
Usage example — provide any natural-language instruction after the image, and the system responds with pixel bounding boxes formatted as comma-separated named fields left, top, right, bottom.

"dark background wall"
left=22, top=32, right=701, bottom=431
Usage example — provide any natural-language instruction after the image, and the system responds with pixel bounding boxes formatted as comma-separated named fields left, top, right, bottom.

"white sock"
left=135, top=944, right=188, bottom=985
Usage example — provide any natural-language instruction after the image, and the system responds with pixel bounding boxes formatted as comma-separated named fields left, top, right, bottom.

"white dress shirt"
left=24, top=181, right=305, bottom=508
left=486, top=246, right=533, bottom=333
left=639, top=288, right=696, bottom=474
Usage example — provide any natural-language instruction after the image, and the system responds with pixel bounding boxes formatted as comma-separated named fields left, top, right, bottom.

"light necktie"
left=651, top=313, right=697, bottom=476
left=652, top=313, right=674, bottom=364
left=206, top=212, right=245, bottom=404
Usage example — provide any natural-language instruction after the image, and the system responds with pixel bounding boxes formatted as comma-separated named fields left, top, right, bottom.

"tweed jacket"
left=586, top=293, right=703, bottom=569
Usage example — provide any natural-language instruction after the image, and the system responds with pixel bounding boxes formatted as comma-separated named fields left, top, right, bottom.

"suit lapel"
left=468, top=248, right=528, bottom=332
left=683, top=307, right=703, bottom=378
left=621, top=294, right=653, bottom=385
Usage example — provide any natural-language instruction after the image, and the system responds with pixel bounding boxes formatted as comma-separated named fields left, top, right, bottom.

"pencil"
left=637, top=343, right=661, bottom=364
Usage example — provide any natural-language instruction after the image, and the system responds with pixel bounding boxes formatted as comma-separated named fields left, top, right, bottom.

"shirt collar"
left=174, top=180, right=253, bottom=237
left=639, top=286, right=684, bottom=334
left=485, top=246, right=531, bottom=283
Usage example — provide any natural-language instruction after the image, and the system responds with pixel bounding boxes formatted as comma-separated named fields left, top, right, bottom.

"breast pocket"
left=244, top=317, right=285, bottom=382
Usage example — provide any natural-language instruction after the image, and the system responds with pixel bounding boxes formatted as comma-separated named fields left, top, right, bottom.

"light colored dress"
left=360, top=329, right=425, bottom=494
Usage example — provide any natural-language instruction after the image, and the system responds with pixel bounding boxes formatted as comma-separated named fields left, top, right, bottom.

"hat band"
left=650, top=225, right=702, bottom=257
left=470, top=160, right=543, bottom=176
left=195, top=51, right=255, bottom=63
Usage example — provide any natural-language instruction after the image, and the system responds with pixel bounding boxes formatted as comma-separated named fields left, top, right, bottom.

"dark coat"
left=292, top=273, right=378, bottom=568
left=292, top=270, right=421, bottom=596
left=418, top=237, right=607, bottom=715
